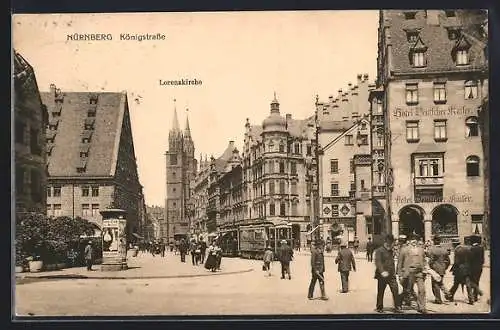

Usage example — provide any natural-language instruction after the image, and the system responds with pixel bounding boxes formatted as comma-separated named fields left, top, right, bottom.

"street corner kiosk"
left=100, top=209, right=128, bottom=271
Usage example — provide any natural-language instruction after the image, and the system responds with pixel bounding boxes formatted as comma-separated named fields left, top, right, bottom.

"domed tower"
left=262, top=92, right=287, bottom=134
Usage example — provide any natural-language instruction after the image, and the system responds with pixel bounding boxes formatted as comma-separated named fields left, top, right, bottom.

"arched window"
left=466, top=156, right=480, bottom=177
left=465, top=116, right=479, bottom=137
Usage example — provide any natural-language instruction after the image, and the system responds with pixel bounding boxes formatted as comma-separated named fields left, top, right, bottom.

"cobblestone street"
left=15, top=252, right=490, bottom=317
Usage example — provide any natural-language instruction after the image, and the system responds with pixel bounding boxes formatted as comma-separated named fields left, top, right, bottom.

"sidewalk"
left=16, top=252, right=254, bottom=280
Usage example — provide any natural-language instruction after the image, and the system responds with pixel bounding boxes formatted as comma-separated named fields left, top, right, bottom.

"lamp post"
left=312, top=95, right=322, bottom=242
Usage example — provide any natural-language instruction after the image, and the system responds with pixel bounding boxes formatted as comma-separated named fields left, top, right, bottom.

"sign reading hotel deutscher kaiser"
left=100, top=209, right=128, bottom=271
left=393, top=105, right=477, bottom=118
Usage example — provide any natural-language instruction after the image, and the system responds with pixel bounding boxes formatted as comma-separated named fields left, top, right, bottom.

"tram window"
left=255, top=230, right=263, bottom=240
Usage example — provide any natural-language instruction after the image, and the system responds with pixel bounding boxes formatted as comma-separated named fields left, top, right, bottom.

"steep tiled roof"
left=384, top=10, right=488, bottom=73
left=41, top=89, right=127, bottom=177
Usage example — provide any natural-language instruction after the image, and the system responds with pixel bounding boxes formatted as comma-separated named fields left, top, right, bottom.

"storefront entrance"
left=431, top=204, right=458, bottom=237
left=399, top=205, right=424, bottom=237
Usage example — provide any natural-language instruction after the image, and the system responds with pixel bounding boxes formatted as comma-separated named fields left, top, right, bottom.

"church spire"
left=184, top=108, right=191, bottom=139
left=171, top=98, right=180, bottom=132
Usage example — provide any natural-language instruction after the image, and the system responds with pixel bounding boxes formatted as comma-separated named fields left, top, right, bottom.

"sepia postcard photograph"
left=12, top=9, right=490, bottom=317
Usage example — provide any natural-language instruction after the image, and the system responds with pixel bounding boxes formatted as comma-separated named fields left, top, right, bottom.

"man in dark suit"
left=366, top=237, right=375, bottom=262
left=469, top=235, right=484, bottom=302
left=278, top=240, right=294, bottom=280
left=335, top=242, right=356, bottom=293
left=446, top=236, right=474, bottom=305
left=426, top=235, right=451, bottom=304
left=308, top=239, right=328, bottom=300
left=374, top=234, right=402, bottom=313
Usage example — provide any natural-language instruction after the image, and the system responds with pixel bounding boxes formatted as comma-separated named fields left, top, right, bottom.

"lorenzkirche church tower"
left=164, top=100, right=197, bottom=243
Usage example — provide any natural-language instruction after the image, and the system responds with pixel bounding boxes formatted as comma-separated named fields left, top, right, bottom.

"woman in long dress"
left=204, top=241, right=219, bottom=272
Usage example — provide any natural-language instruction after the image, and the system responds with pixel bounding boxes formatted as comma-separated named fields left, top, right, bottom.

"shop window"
left=466, top=156, right=480, bottom=177
left=465, top=116, right=479, bottom=137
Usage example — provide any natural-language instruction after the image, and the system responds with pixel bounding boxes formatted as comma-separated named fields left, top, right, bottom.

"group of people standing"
left=262, top=240, right=294, bottom=279
left=373, top=233, right=485, bottom=314
left=176, top=237, right=222, bottom=272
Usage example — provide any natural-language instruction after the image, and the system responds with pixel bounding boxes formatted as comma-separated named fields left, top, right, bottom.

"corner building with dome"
left=241, top=94, right=316, bottom=248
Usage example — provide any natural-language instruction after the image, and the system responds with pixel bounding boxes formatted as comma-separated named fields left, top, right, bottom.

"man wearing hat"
left=374, top=234, right=401, bottom=313
left=308, top=239, right=328, bottom=300
left=84, top=241, right=94, bottom=271
left=425, top=235, right=451, bottom=304
left=446, top=236, right=474, bottom=304
left=397, top=233, right=427, bottom=313
left=469, top=235, right=485, bottom=301
left=335, top=241, right=356, bottom=293
left=278, top=240, right=293, bottom=280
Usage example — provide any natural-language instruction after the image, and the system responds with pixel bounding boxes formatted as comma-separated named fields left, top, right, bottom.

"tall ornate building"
left=14, top=50, right=48, bottom=215
left=165, top=107, right=197, bottom=242
left=241, top=94, right=316, bottom=247
left=376, top=10, right=488, bottom=243
left=191, top=154, right=211, bottom=238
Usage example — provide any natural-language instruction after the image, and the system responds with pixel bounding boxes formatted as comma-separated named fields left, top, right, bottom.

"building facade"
left=376, top=9, right=488, bottom=242
left=191, top=155, right=211, bottom=238
left=41, top=85, right=144, bottom=241
left=145, top=205, right=165, bottom=241
left=241, top=95, right=316, bottom=247
left=165, top=108, right=197, bottom=243
left=14, top=50, right=48, bottom=215
left=317, top=74, right=382, bottom=247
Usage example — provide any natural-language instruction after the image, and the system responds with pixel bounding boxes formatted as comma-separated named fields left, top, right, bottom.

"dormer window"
left=46, top=131, right=56, bottom=143
left=406, top=30, right=420, bottom=43
left=81, top=130, right=93, bottom=143
left=361, top=122, right=367, bottom=130
left=464, top=80, right=478, bottom=99
left=456, top=49, right=469, bottom=65
left=452, top=36, right=471, bottom=66
left=409, top=37, right=428, bottom=68
left=447, top=27, right=461, bottom=40
left=404, top=11, right=417, bottom=20
left=84, top=118, right=95, bottom=130
left=445, top=10, right=456, bottom=17
left=80, top=144, right=90, bottom=158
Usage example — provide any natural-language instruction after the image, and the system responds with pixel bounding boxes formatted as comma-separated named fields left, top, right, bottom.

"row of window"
left=46, top=185, right=100, bottom=197
left=414, top=155, right=481, bottom=177
left=403, top=10, right=457, bottom=20
left=405, top=116, right=479, bottom=142
left=406, top=80, right=479, bottom=105
left=330, top=180, right=367, bottom=197
left=330, top=159, right=355, bottom=174
left=46, top=203, right=100, bottom=217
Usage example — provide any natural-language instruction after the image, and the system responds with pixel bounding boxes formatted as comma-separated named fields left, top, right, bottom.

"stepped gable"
left=41, top=88, right=127, bottom=177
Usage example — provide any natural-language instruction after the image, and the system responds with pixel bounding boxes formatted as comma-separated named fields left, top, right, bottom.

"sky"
left=13, top=11, right=379, bottom=206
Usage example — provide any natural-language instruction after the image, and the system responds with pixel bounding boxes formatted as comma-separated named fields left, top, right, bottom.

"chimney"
left=229, top=140, right=234, bottom=148
left=363, top=73, right=369, bottom=82
left=286, top=114, right=292, bottom=121
left=426, top=10, right=440, bottom=26
left=338, top=89, right=343, bottom=99
left=348, top=82, right=353, bottom=90
left=49, top=84, right=56, bottom=96
left=357, top=74, right=363, bottom=84
left=328, top=95, right=334, bottom=101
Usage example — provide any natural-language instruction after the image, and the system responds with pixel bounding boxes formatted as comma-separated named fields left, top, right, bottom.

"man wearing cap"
left=366, top=237, right=375, bottom=262
left=84, top=241, right=94, bottom=271
left=308, top=239, right=328, bottom=300
left=278, top=240, right=293, bottom=280
left=374, top=234, right=401, bottom=313
left=397, top=233, right=427, bottom=313
left=335, top=241, right=356, bottom=293
left=426, top=235, right=451, bottom=304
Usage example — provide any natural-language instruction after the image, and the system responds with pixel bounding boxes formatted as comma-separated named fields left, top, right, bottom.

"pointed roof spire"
left=172, top=98, right=180, bottom=132
left=184, top=108, right=191, bottom=138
